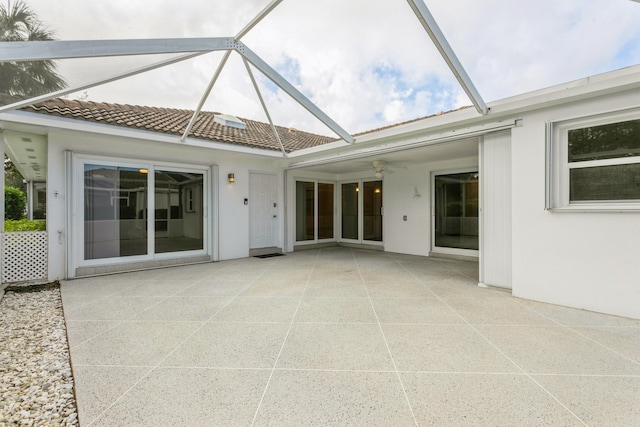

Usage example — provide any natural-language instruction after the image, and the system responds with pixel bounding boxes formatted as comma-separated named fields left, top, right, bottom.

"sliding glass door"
left=79, top=156, right=208, bottom=267
left=341, top=182, right=359, bottom=240
left=341, top=180, right=383, bottom=243
left=295, top=180, right=334, bottom=243
left=433, top=171, right=479, bottom=253
left=363, top=181, right=383, bottom=241
left=154, top=170, right=204, bottom=253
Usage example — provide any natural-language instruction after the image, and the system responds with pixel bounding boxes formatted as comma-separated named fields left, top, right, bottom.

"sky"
left=21, top=0, right=640, bottom=136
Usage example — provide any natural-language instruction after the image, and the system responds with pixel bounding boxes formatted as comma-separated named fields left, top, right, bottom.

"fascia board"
left=0, top=110, right=283, bottom=158
left=284, top=118, right=517, bottom=170
left=488, top=65, right=640, bottom=115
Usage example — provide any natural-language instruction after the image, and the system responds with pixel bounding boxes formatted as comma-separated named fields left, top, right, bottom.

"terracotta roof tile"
left=23, top=98, right=338, bottom=153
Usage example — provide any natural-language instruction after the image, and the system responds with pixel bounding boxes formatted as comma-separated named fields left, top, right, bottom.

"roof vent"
left=214, top=114, right=246, bottom=130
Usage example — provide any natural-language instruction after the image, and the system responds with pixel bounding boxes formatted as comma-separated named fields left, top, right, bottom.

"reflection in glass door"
left=154, top=170, right=204, bottom=254
left=341, top=183, right=359, bottom=240
left=318, top=183, right=334, bottom=239
left=295, top=181, right=334, bottom=242
left=84, top=165, right=148, bottom=260
left=434, top=172, right=479, bottom=251
left=83, top=160, right=206, bottom=264
left=363, top=181, right=383, bottom=241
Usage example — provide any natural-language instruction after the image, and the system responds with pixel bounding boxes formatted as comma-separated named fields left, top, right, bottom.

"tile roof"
left=23, top=98, right=338, bottom=153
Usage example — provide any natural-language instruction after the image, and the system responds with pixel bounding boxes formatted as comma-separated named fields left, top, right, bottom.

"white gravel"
left=0, top=284, right=79, bottom=426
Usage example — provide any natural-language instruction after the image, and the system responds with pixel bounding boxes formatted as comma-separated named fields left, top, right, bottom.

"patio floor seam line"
left=63, top=274, right=215, bottom=347
left=249, top=249, right=321, bottom=426
left=395, top=256, right=590, bottom=427
left=354, top=249, right=420, bottom=427
left=81, top=260, right=277, bottom=427
left=565, top=326, right=640, bottom=366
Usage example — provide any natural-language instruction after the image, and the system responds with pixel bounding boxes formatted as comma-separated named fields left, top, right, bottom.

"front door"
left=249, top=172, right=277, bottom=249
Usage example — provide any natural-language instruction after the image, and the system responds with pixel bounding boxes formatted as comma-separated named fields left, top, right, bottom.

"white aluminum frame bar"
left=235, top=0, right=283, bottom=40
left=0, top=36, right=353, bottom=143
left=181, top=0, right=283, bottom=142
left=238, top=41, right=354, bottom=143
left=0, top=52, right=204, bottom=114
left=180, top=51, right=232, bottom=142
left=406, top=0, right=488, bottom=115
left=243, top=58, right=288, bottom=157
left=0, top=38, right=231, bottom=62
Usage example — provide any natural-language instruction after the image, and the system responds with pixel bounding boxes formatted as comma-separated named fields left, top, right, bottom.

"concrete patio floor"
left=61, top=247, right=640, bottom=426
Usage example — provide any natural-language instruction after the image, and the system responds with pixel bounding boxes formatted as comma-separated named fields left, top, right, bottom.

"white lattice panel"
left=2, top=231, right=48, bottom=283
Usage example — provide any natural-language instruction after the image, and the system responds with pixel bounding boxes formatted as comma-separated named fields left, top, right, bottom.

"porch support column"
left=26, top=180, right=33, bottom=220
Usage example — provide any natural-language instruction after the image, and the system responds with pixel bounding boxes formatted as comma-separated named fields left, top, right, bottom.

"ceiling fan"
left=372, top=160, right=388, bottom=178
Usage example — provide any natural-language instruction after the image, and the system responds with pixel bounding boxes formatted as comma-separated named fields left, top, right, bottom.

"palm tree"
left=0, top=0, right=66, bottom=105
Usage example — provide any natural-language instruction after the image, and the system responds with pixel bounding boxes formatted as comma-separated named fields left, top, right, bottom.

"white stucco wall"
left=511, top=90, right=640, bottom=319
left=383, top=157, right=478, bottom=256
left=46, top=129, right=282, bottom=279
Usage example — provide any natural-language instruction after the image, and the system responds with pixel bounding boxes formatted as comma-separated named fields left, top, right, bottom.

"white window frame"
left=547, top=109, right=640, bottom=212
left=71, top=153, right=210, bottom=270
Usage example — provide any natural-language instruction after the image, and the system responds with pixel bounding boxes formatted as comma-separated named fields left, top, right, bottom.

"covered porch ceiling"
left=288, top=137, right=479, bottom=176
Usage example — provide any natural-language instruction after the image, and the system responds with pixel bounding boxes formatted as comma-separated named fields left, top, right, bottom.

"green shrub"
left=5, top=186, right=26, bottom=220
left=4, top=219, right=46, bottom=232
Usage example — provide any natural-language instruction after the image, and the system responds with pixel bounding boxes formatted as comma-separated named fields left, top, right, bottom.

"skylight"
left=214, top=114, right=246, bottom=130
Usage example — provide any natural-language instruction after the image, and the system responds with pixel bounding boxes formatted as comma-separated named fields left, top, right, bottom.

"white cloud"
left=22, top=0, right=640, bottom=136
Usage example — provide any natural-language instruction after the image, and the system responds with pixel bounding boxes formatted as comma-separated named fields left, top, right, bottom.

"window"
left=548, top=110, right=640, bottom=210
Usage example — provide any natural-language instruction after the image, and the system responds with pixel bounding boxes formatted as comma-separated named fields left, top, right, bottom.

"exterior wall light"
left=228, top=173, right=235, bottom=183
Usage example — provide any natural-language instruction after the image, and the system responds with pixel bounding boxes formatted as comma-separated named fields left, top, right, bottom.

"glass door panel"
left=363, top=181, right=383, bottom=241
left=295, top=181, right=315, bottom=241
left=84, top=165, right=148, bottom=260
left=317, top=183, right=334, bottom=239
left=154, top=170, right=204, bottom=253
left=341, top=183, right=359, bottom=239
left=434, top=172, right=479, bottom=250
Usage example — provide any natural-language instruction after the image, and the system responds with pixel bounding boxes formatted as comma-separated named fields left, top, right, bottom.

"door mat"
left=254, top=253, right=285, bottom=259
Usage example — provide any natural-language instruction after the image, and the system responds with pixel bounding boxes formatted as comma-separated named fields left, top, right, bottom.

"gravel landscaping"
left=0, top=283, right=79, bottom=426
